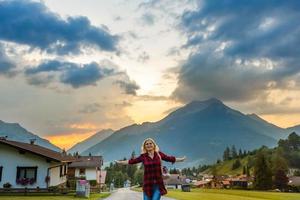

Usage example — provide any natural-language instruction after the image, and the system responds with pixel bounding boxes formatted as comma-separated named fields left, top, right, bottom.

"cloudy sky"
left=0, top=0, right=299, bottom=149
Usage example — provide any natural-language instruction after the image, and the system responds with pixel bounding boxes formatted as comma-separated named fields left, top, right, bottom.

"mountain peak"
left=161, top=98, right=226, bottom=123
left=182, top=98, right=225, bottom=112
left=188, top=98, right=223, bottom=106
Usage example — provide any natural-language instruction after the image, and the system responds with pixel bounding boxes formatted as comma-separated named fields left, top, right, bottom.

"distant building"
left=194, top=180, right=212, bottom=188
left=228, top=175, right=250, bottom=188
left=288, top=176, right=300, bottom=187
left=164, top=174, right=186, bottom=189
left=288, top=168, right=300, bottom=176
left=194, top=174, right=252, bottom=189
left=68, top=155, right=103, bottom=184
left=123, top=179, right=131, bottom=188
left=0, top=137, right=73, bottom=189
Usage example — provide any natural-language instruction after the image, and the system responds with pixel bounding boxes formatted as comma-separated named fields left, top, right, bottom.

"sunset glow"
left=0, top=0, right=299, bottom=150
left=45, top=132, right=96, bottom=150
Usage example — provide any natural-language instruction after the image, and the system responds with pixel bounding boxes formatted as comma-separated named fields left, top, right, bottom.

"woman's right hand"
left=115, top=160, right=128, bottom=165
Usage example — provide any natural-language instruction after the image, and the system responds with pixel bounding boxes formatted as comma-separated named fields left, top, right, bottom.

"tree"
left=278, top=132, right=300, bottom=168
left=243, top=166, right=246, bottom=175
left=134, top=169, right=143, bottom=186
left=211, top=165, right=217, bottom=176
left=127, top=151, right=138, bottom=181
left=239, top=149, right=243, bottom=158
left=294, top=170, right=300, bottom=176
left=105, top=162, right=114, bottom=184
left=246, top=165, right=250, bottom=177
left=197, top=165, right=210, bottom=173
left=273, top=170, right=289, bottom=191
left=170, top=168, right=179, bottom=174
left=232, top=159, right=241, bottom=170
left=287, top=132, right=300, bottom=151
left=253, top=150, right=272, bottom=190
left=272, top=148, right=289, bottom=190
left=231, top=145, right=238, bottom=159
left=114, top=171, right=126, bottom=188
left=223, top=147, right=230, bottom=161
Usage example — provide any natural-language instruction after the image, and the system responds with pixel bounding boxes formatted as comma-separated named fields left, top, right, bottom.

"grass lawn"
left=0, top=192, right=110, bottom=200
left=165, top=189, right=300, bottom=200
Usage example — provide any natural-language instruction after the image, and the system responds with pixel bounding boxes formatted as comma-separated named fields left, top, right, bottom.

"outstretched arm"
left=159, top=152, right=186, bottom=163
left=115, top=160, right=129, bottom=165
left=115, top=155, right=143, bottom=165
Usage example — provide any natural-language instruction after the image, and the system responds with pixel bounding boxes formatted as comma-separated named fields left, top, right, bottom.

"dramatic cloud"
left=25, top=60, right=115, bottom=88
left=60, top=63, right=114, bottom=88
left=0, top=44, right=16, bottom=77
left=173, top=0, right=300, bottom=104
left=115, top=80, right=140, bottom=95
left=0, top=0, right=119, bottom=55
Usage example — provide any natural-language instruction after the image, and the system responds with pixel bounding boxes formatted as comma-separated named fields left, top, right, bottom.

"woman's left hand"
left=176, top=156, right=186, bottom=162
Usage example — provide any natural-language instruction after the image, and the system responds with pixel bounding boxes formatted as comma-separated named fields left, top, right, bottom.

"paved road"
left=103, top=188, right=176, bottom=200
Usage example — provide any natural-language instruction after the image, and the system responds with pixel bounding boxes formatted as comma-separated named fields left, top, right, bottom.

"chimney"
left=30, top=139, right=36, bottom=145
left=62, top=148, right=66, bottom=156
left=0, top=136, right=8, bottom=140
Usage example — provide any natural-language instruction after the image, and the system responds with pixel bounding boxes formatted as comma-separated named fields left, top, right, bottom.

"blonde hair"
left=141, top=138, right=160, bottom=154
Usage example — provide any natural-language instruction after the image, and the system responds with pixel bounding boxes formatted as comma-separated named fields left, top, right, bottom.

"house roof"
left=213, top=175, right=229, bottom=181
left=226, top=175, right=253, bottom=182
left=68, top=156, right=103, bottom=168
left=0, top=138, right=74, bottom=162
left=289, top=176, right=300, bottom=186
left=194, top=180, right=211, bottom=186
left=164, top=174, right=186, bottom=185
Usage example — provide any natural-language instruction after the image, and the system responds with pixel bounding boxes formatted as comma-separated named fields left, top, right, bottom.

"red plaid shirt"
left=129, top=151, right=176, bottom=197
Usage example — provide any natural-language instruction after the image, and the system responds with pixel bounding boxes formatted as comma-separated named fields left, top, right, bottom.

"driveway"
left=103, top=188, right=176, bottom=200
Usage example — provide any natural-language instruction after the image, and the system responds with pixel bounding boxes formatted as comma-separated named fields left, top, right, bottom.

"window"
left=64, top=165, right=67, bottom=175
left=79, top=168, right=85, bottom=176
left=16, top=167, right=37, bottom=184
left=0, top=166, right=3, bottom=182
left=59, top=165, right=63, bottom=177
left=60, top=165, right=67, bottom=177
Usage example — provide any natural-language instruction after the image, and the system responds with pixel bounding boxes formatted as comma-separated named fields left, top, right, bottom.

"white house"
left=0, top=137, right=74, bottom=189
left=67, top=156, right=103, bottom=183
left=164, top=174, right=186, bottom=189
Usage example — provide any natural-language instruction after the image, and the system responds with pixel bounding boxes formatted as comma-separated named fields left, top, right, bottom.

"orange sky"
left=46, top=110, right=300, bottom=150
left=45, top=132, right=96, bottom=150
left=261, top=114, right=300, bottom=129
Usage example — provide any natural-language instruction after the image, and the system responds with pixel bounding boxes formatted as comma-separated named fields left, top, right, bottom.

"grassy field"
left=165, top=189, right=300, bottom=200
left=0, top=192, right=110, bottom=200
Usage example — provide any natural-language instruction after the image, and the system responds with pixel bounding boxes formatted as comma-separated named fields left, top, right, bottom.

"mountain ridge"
left=67, top=129, right=114, bottom=154
left=81, top=98, right=288, bottom=167
left=0, top=120, right=60, bottom=151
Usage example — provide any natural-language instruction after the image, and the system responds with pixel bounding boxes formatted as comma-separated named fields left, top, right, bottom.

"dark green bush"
left=89, top=180, right=97, bottom=186
left=3, top=182, right=12, bottom=188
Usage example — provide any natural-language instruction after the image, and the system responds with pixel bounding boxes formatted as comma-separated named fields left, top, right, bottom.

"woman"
left=116, top=138, right=186, bottom=200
